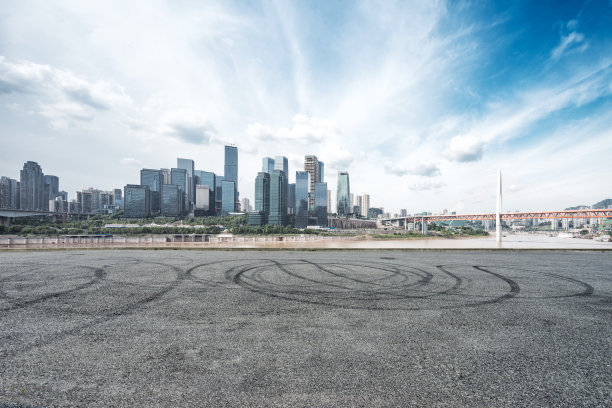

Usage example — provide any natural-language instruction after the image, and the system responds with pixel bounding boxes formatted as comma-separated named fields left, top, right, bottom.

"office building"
left=140, top=169, right=162, bottom=214
left=224, top=146, right=238, bottom=212
left=194, top=185, right=210, bottom=216
left=124, top=184, right=150, bottom=218
left=288, top=183, right=296, bottom=216
left=160, top=168, right=171, bottom=184
left=215, top=175, right=224, bottom=215
left=274, top=156, right=288, bottom=174
left=44, top=175, right=59, bottom=199
left=161, top=184, right=182, bottom=217
left=269, top=170, right=288, bottom=226
left=262, top=157, right=275, bottom=174
left=221, top=180, right=235, bottom=215
left=114, top=188, right=123, bottom=208
left=318, top=161, right=324, bottom=182
left=171, top=168, right=188, bottom=215
left=177, top=158, right=195, bottom=211
left=241, top=198, right=251, bottom=212
left=368, top=207, right=383, bottom=219
left=295, top=171, right=309, bottom=228
left=314, top=182, right=328, bottom=227
left=195, top=170, right=216, bottom=215
left=327, top=189, right=332, bottom=214
left=0, top=177, right=20, bottom=209
left=254, top=172, right=270, bottom=215
left=304, top=155, right=319, bottom=207
left=361, top=194, right=370, bottom=217
left=337, top=171, right=351, bottom=216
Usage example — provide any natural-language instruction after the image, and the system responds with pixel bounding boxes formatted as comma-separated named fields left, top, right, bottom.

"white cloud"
left=384, top=161, right=441, bottom=177
left=160, top=110, right=217, bottom=145
left=444, top=135, right=484, bottom=162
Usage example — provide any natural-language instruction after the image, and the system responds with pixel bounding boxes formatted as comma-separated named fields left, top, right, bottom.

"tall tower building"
left=304, top=155, right=319, bottom=207
left=194, top=170, right=216, bottom=215
left=262, top=157, right=275, bottom=174
left=221, top=180, right=235, bottom=215
left=295, top=171, right=310, bottom=228
left=124, top=184, right=150, bottom=218
left=44, top=175, right=59, bottom=199
left=171, top=168, right=188, bottom=215
left=327, top=189, right=332, bottom=214
left=318, top=161, right=324, bottom=182
left=337, top=171, right=350, bottom=217
left=274, top=156, right=288, bottom=174
left=254, top=172, right=270, bottom=216
left=314, top=182, right=328, bottom=227
left=0, top=177, right=20, bottom=209
left=224, top=146, right=238, bottom=211
left=288, top=183, right=296, bottom=216
left=269, top=170, right=288, bottom=226
left=361, top=194, right=370, bottom=217
left=140, top=169, right=162, bottom=214
left=20, top=161, right=46, bottom=211
left=177, top=158, right=195, bottom=211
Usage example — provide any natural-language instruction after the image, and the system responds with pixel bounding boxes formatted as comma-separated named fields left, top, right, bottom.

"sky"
left=1, top=0, right=611, bottom=214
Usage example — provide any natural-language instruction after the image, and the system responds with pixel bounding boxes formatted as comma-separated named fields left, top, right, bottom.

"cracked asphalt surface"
left=1, top=250, right=611, bottom=407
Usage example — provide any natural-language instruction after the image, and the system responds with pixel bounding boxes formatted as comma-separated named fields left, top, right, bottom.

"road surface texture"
left=1, top=250, right=611, bottom=407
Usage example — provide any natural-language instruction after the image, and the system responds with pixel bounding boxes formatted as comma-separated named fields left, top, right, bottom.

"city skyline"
left=1, top=1, right=611, bottom=214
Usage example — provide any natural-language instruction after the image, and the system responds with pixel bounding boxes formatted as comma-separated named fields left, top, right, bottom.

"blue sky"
left=0, top=0, right=611, bottom=213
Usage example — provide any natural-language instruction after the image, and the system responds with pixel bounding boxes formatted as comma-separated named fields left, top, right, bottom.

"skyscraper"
left=44, top=175, right=59, bottom=199
left=221, top=180, right=235, bottom=215
left=140, top=169, right=162, bottom=214
left=337, top=171, right=350, bottom=217
left=262, top=157, right=275, bottom=174
left=314, top=182, right=328, bottom=227
left=224, top=145, right=238, bottom=211
left=161, top=184, right=182, bottom=217
left=195, top=185, right=210, bottom=216
left=160, top=168, right=171, bottom=184
left=288, top=183, right=296, bottom=216
left=215, top=175, right=224, bottom=215
left=241, top=198, right=251, bottom=213
left=318, top=161, right=324, bottom=183
left=177, top=158, right=195, bottom=211
left=269, top=170, right=288, bottom=226
left=20, top=161, right=46, bottom=211
left=304, top=155, right=319, bottom=208
left=254, top=172, right=270, bottom=215
left=295, top=171, right=309, bottom=228
left=124, top=184, right=150, bottom=218
left=274, top=156, right=288, bottom=174
left=361, top=194, right=370, bottom=217
left=0, top=177, right=20, bottom=209
left=195, top=170, right=216, bottom=215
left=171, top=168, right=188, bottom=215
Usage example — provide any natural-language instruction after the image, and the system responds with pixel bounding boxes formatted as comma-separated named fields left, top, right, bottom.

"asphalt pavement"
left=1, top=250, right=611, bottom=407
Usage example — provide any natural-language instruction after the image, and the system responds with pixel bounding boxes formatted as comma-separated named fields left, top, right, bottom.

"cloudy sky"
left=1, top=0, right=611, bottom=214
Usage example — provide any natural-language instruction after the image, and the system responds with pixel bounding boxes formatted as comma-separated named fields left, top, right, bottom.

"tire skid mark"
left=1, top=262, right=186, bottom=359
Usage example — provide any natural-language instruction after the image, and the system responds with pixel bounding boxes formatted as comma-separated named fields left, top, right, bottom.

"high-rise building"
left=327, top=189, right=332, bottom=214
left=215, top=175, right=224, bottom=215
left=241, top=198, right=251, bottom=213
left=124, top=184, right=150, bottom=218
left=350, top=193, right=354, bottom=209
left=140, top=169, right=162, bottom=214
left=0, top=177, right=20, bottom=209
left=195, top=170, right=216, bottom=215
left=361, top=194, right=370, bottom=217
left=295, top=171, right=309, bottom=228
left=44, top=175, right=59, bottom=200
left=400, top=209, right=407, bottom=217
left=269, top=170, right=288, bottom=226
left=160, top=168, right=171, bottom=184
left=20, top=161, right=46, bottom=211
left=114, top=188, right=123, bottom=208
left=314, top=182, right=328, bottom=227
left=221, top=180, right=235, bottom=215
left=254, top=172, right=270, bottom=215
left=171, top=168, right=188, bottom=215
left=288, top=183, right=296, bottom=216
left=304, top=155, right=319, bottom=207
left=195, top=185, right=210, bottom=216
left=262, top=157, right=275, bottom=174
left=177, top=158, right=195, bottom=211
left=161, top=184, right=182, bottom=217
left=337, top=171, right=350, bottom=217
left=274, top=156, right=288, bottom=174
left=318, top=161, right=324, bottom=183
left=224, top=145, right=238, bottom=211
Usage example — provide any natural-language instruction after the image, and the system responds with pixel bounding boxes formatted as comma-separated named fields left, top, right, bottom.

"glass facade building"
left=221, top=180, right=235, bottom=215
left=140, top=169, right=162, bottom=214
left=295, top=171, right=309, bottom=228
left=161, top=184, right=182, bottom=217
left=194, top=185, right=210, bottom=216
left=177, top=158, right=194, bottom=211
left=304, top=155, right=319, bottom=208
left=224, top=146, right=238, bottom=212
left=0, top=177, right=20, bottom=209
left=171, top=168, right=188, bottom=215
left=314, top=182, right=328, bottom=227
left=262, top=157, right=275, bottom=174
left=318, top=162, right=324, bottom=183
left=288, top=183, right=296, bottom=215
left=254, top=172, right=270, bottom=215
left=44, top=175, right=59, bottom=199
left=268, top=170, right=287, bottom=226
left=124, top=184, right=150, bottom=218
left=194, top=170, right=216, bottom=215
left=337, top=171, right=351, bottom=217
